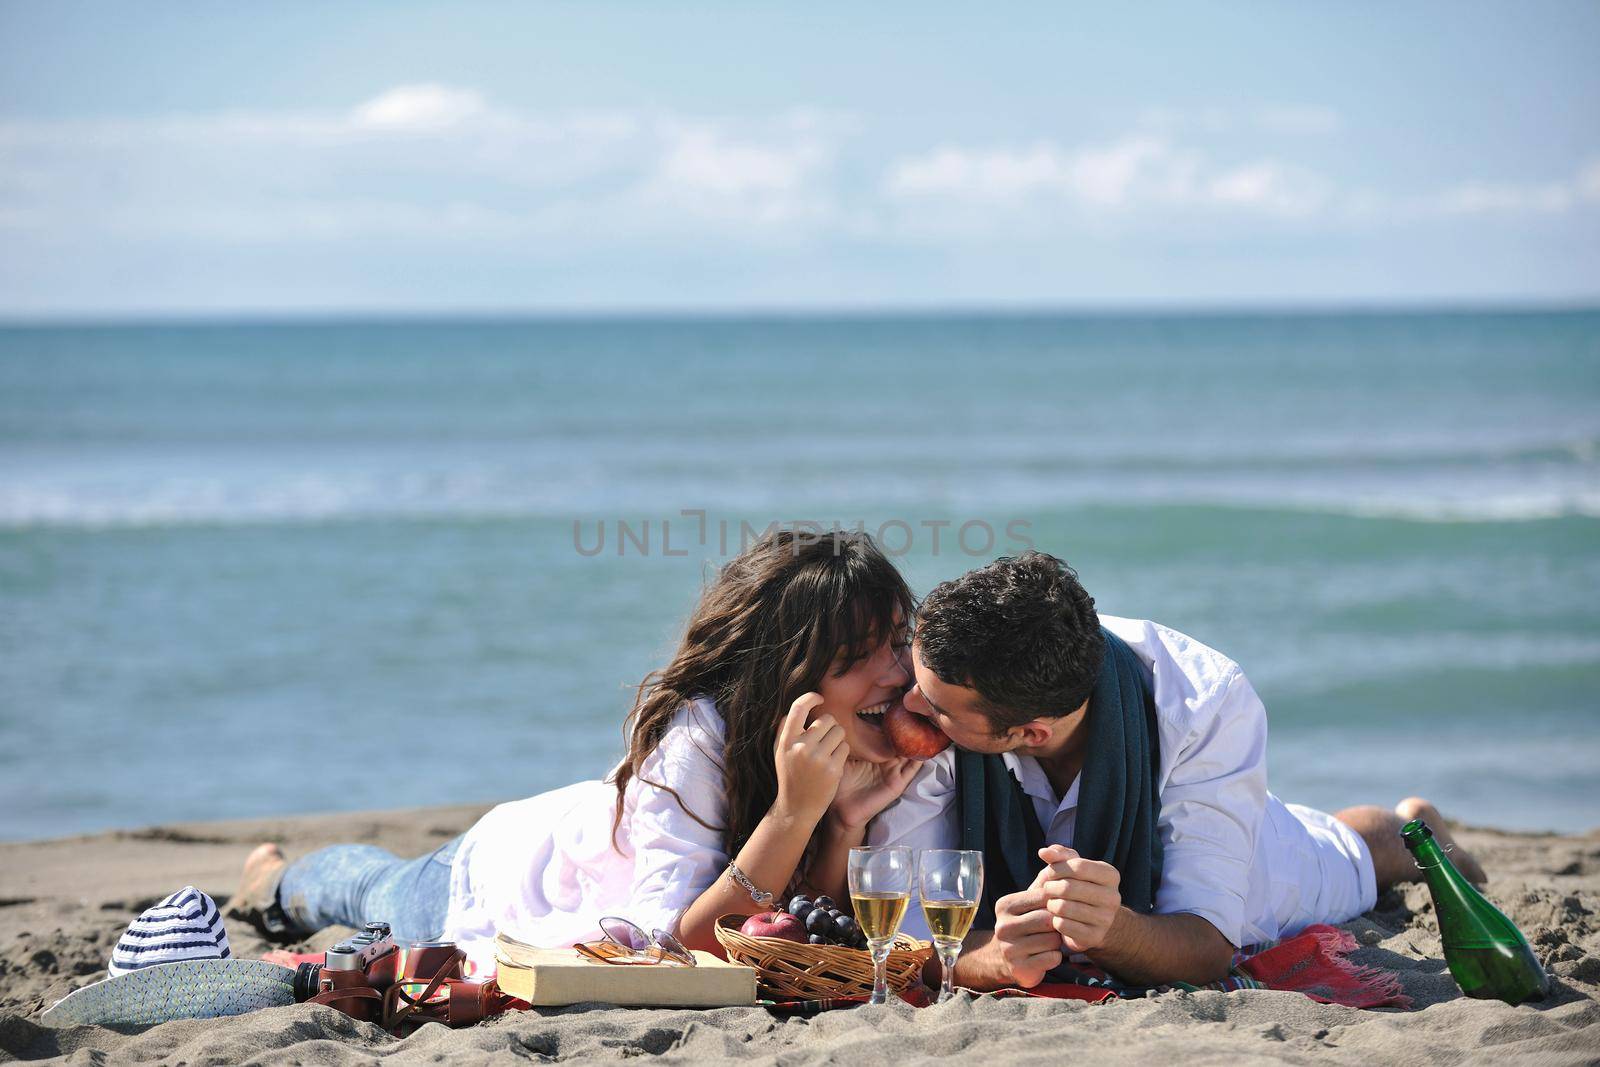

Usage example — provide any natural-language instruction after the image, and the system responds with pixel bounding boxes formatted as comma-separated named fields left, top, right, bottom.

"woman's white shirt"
left=442, top=697, right=730, bottom=973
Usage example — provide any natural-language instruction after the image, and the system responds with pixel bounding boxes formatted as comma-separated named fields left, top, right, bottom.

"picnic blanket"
left=265, top=921, right=1407, bottom=1018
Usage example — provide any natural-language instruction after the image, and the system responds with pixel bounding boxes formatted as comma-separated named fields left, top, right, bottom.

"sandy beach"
left=0, top=807, right=1595, bottom=1065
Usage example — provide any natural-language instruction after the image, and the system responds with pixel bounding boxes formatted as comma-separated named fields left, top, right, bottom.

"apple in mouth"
left=883, top=700, right=951, bottom=760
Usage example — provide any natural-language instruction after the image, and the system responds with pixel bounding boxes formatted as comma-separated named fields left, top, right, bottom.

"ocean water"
left=1, top=310, right=1597, bottom=840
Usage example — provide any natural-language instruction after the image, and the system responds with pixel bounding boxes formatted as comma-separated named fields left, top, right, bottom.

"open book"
left=493, top=932, right=758, bottom=1007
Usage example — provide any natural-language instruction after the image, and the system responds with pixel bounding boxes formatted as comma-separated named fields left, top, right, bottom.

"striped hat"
left=108, top=886, right=231, bottom=977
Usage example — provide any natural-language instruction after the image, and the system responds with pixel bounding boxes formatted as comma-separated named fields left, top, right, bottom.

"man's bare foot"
left=227, top=843, right=294, bottom=941
left=1395, top=796, right=1486, bottom=884
left=1336, top=797, right=1486, bottom=891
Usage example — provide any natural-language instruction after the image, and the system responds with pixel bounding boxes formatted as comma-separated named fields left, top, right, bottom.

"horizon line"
left=2, top=295, right=1598, bottom=329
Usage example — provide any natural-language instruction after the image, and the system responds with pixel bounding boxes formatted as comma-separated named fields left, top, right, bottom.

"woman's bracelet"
left=723, top=862, right=777, bottom=909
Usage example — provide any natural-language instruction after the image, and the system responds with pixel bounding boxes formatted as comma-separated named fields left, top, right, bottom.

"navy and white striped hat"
left=108, top=886, right=231, bottom=977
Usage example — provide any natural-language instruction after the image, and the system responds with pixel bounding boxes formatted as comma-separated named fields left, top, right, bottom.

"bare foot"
left=1395, top=796, right=1486, bottom=884
left=227, top=843, right=293, bottom=940
left=239, top=842, right=287, bottom=899
left=1337, top=797, right=1487, bottom=891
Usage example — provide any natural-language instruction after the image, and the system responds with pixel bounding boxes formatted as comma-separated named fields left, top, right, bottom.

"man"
left=874, top=551, right=1483, bottom=989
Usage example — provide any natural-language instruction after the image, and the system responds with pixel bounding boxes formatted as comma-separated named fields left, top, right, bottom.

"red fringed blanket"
left=1002, top=923, right=1409, bottom=1010
left=1197, top=923, right=1410, bottom=1009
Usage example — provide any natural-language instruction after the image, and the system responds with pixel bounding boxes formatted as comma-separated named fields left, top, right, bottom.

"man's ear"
left=1015, top=718, right=1056, bottom=748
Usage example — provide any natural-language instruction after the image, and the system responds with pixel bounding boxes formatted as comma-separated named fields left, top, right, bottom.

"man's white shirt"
left=869, top=615, right=1376, bottom=946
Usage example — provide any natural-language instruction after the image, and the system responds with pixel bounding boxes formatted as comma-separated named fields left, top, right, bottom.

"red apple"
left=739, top=911, right=808, bottom=943
left=884, top=701, right=951, bottom=760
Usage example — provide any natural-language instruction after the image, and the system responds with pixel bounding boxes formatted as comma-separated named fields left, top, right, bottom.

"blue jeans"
left=277, top=835, right=460, bottom=942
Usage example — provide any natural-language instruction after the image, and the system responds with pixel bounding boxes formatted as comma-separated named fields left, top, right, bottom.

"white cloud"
left=0, top=86, right=854, bottom=242
left=0, top=82, right=1593, bottom=271
left=888, top=143, right=1064, bottom=198
left=351, top=84, right=487, bottom=130
left=624, top=125, right=836, bottom=229
left=1580, top=160, right=1600, bottom=202
left=1430, top=158, right=1600, bottom=215
left=615, top=113, right=844, bottom=230
left=884, top=135, right=1329, bottom=219
left=885, top=136, right=1171, bottom=205
left=654, top=127, right=818, bottom=196
left=1207, top=161, right=1330, bottom=217
left=1071, top=137, right=1171, bottom=206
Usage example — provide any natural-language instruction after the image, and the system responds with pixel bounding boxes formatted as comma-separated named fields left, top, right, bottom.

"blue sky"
left=1, top=2, right=1597, bottom=318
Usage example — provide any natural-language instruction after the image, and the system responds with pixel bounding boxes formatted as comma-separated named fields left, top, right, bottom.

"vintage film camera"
left=292, top=921, right=400, bottom=1019
left=292, top=921, right=492, bottom=1031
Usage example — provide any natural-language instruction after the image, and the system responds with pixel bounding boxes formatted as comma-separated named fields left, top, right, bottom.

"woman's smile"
left=854, top=698, right=894, bottom=728
left=826, top=686, right=911, bottom=763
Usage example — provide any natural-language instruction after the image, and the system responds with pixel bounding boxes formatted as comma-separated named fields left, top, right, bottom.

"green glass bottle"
left=1400, top=818, right=1548, bottom=1005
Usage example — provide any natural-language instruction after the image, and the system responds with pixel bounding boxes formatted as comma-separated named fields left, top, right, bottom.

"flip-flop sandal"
left=40, top=958, right=297, bottom=1028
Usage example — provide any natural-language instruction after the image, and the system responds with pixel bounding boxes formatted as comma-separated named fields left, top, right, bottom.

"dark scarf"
left=957, top=627, right=1163, bottom=929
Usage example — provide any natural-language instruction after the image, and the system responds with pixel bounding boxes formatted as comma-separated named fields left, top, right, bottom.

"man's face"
left=903, top=640, right=1022, bottom=755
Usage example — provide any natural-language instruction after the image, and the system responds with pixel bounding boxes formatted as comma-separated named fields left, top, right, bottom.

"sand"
left=2, top=806, right=1597, bottom=1065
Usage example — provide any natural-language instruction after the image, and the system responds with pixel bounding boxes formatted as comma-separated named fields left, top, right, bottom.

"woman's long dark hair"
left=611, top=528, right=914, bottom=856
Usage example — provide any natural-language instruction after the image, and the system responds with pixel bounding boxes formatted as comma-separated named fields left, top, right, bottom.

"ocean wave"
left=5, top=426, right=1597, bottom=470
left=2, top=466, right=1597, bottom=529
left=1309, top=494, right=1600, bottom=523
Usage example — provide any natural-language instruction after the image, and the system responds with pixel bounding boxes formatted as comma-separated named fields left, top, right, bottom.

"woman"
left=230, top=530, right=925, bottom=971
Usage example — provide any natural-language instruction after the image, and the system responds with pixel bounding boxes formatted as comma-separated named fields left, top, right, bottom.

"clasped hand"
left=992, top=844, right=1123, bottom=987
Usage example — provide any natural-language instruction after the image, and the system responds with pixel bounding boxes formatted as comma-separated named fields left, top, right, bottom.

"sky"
left=0, top=1, right=1597, bottom=319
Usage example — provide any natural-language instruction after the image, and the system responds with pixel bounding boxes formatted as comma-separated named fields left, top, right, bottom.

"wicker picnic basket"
left=713, top=914, right=932, bottom=1001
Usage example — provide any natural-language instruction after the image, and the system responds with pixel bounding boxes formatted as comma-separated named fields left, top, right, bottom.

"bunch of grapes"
left=782, top=894, right=868, bottom=950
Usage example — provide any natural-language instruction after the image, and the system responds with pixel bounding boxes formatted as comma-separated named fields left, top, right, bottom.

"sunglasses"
left=574, top=917, right=696, bottom=967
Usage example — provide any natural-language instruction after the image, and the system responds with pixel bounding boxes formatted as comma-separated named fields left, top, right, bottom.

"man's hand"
left=962, top=845, right=1233, bottom=991
left=1036, top=844, right=1123, bottom=954
left=988, top=866, right=1066, bottom=988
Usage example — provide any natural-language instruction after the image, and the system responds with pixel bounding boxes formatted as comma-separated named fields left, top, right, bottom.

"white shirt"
left=443, top=697, right=731, bottom=974
left=869, top=614, right=1375, bottom=948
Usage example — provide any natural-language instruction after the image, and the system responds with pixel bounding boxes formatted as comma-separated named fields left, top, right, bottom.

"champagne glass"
left=848, top=846, right=913, bottom=1006
left=917, top=849, right=983, bottom=1003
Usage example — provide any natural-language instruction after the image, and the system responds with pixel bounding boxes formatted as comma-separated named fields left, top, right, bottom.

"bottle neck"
left=1399, top=818, right=1450, bottom=872
left=1407, top=835, right=1448, bottom=871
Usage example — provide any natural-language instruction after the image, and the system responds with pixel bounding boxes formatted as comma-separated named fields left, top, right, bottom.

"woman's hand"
left=772, top=693, right=849, bottom=823
left=828, top=757, right=922, bottom=831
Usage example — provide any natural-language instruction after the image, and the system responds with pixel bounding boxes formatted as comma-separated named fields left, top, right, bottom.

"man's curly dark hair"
left=915, top=551, right=1104, bottom=732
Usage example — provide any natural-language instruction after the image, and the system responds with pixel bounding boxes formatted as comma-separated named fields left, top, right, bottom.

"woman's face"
left=812, top=620, right=913, bottom=764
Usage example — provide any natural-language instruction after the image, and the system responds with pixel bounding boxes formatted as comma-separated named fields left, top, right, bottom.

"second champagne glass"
left=918, top=849, right=983, bottom=1003
left=847, top=846, right=913, bottom=1006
